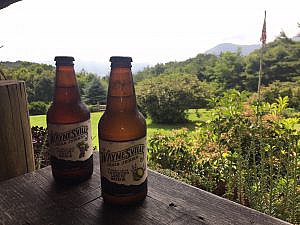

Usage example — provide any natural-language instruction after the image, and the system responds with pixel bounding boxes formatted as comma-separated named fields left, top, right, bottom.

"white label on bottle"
left=48, top=120, right=93, bottom=161
left=99, top=137, right=147, bottom=186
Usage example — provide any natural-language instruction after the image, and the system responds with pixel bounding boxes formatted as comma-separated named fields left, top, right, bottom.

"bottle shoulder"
left=98, top=110, right=146, bottom=141
left=47, top=102, right=90, bottom=124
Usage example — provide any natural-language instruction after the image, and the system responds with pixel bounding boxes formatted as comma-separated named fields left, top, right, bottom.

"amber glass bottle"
left=47, top=56, right=93, bottom=184
left=98, top=56, right=147, bottom=205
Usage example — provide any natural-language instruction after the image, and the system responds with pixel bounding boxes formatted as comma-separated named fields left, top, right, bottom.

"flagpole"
left=257, top=10, right=266, bottom=101
left=257, top=47, right=264, bottom=101
left=256, top=11, right=267, bottom=211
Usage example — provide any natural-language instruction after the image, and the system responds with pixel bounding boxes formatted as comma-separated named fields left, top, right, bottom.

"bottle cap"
left=54, top=56, right=75, bottom=66
left=110, top=56, right=132, bottom=68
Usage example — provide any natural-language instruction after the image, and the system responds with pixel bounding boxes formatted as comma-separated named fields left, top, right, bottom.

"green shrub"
left=149, top=128, right=198, bottom=173
left=261, top=80, right=300, bottom=110
left=148, top=127, right=227, bottom=194
left=136, top=73, right=218, bottom=123
left=29, top=101, right=49, bottom=115
left=148, top=90, right=299, bottom=223
left=31, top=126, right=49, bottom=169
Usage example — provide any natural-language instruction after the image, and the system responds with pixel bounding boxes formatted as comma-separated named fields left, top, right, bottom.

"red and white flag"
left=260, top=11, right=267, bottom=45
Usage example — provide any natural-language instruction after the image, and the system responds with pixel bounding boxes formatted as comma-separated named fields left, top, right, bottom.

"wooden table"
left=0, top=154, right=291, bottom=225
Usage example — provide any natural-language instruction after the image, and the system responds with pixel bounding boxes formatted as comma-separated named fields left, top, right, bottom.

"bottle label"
left=99, top=137, right=147, bottom=186
left=48, top=120, right=93, bottom=161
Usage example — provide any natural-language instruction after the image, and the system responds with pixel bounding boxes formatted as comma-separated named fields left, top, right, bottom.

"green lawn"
left=30, top=109, right=208, bottom=148
left=30, top=108, right=299, bottom=148
left=30, top=112, right=103, bottom=148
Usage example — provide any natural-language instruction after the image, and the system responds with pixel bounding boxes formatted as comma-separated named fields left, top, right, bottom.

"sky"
left=0, top=0, right=299, bottom=68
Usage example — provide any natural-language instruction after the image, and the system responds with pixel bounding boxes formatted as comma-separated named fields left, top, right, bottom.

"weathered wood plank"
left=0, top=81, right=35, bottom=181
left=79, top=196, right=206, bottom=225
left=0, top=173, right=62, bottom=225
left=18, top=82, right=35, bottom=171
left=148, top=170, right=291, bottom=225
left=0, top=169, right=205, bottom=225
left=0, top=154, right=291, bottom=225
left=33, top=166, right=101, bottom=208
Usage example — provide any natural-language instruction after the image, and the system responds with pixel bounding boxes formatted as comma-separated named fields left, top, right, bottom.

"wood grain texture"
left=0, top=80, right=35, bottom=181
left=0, top=153, right=291, bottom=225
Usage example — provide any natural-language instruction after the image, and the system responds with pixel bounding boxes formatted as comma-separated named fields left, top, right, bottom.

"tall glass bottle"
left=47, top=56, right=93, bottom=184
left=98, top=56, right=147, bottom=205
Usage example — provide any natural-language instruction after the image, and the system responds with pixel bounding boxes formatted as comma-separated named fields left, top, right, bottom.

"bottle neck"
left=53, top=66, right=80, bottom=104
left=106, top=67, right=137, bottom=112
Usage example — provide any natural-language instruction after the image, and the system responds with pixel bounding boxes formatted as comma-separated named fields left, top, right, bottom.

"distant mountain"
left=74, top=60, right=149, bottom=75
left=205, top=43, right=260, bottom=56
left=1, top=59, right=148, bottom=76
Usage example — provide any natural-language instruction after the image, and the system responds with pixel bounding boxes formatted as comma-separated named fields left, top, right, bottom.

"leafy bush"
left=29, top=101, right=49, bottom=115
left=31, top=126, right=98, bottom=169
left=148, top=90, right=299, bottom=223
left=261, top=80, right=300, bottom=110
left=31, top=126, right=49, bottom=169
left=136, top=73, right=219, bottom=123
left=149, top=128, right=198, bottom=173
left=148, top=128, right=226, bottom=194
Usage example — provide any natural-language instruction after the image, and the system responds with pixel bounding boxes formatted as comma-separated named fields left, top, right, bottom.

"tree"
left=34, top=76, right=54, bottom=102
left=244, top=34, right=300, bottom=91
left=84, top=78, right=107, bottom=105
left=136, top=73, right=219, bottom=123
left=208, top=51, right=245, bottom=90
left=133, top=54, right=217, bottom=83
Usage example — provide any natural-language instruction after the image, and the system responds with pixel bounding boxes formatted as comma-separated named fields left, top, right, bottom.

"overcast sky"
left=0, top=0, right=299, bottom=65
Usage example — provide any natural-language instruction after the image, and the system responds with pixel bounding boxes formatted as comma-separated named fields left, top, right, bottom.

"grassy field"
left=30, top=108, right=299, bottom=148
left=30, top=109, right=210, bottom=148
left=30, top=112, right=103, bottom=148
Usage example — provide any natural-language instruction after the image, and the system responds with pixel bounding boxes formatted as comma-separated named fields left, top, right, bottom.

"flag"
left=260, top=11, right=267, bottom=45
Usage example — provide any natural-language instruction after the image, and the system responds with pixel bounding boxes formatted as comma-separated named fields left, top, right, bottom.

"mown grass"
left=30, top=109, right=210, bottom=148
left=30, top=112, right=103, bottom=148
left=30, top=108, right=299, bottom=148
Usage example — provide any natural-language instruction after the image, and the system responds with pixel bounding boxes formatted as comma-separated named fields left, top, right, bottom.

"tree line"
left=0, top=62, right=107, bottom=115
left=0, top=31, right=299, bottom=117
left=135, top=32, right=300, bottom=91
left=134, top=32, right=300, bottom=122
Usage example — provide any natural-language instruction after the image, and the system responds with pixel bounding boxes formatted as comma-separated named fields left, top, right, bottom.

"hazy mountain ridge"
left=3, top=38, right=299, bottom=74
left=71, top=60, right=149, bottom=75
left=0, top=60, right=149, bottom=76
left=206, top=35, right=300, bottom=56
left=205, top=43, right=260, bottom=56
left=0, top=43, right=261, bottom=75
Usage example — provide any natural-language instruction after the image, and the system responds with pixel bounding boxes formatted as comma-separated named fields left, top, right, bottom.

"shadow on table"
left=96, top=201, right=148, bottom=225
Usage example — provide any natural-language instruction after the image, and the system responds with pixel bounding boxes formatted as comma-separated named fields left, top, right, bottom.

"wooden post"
left=0, top=80, right=35, bottom=181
